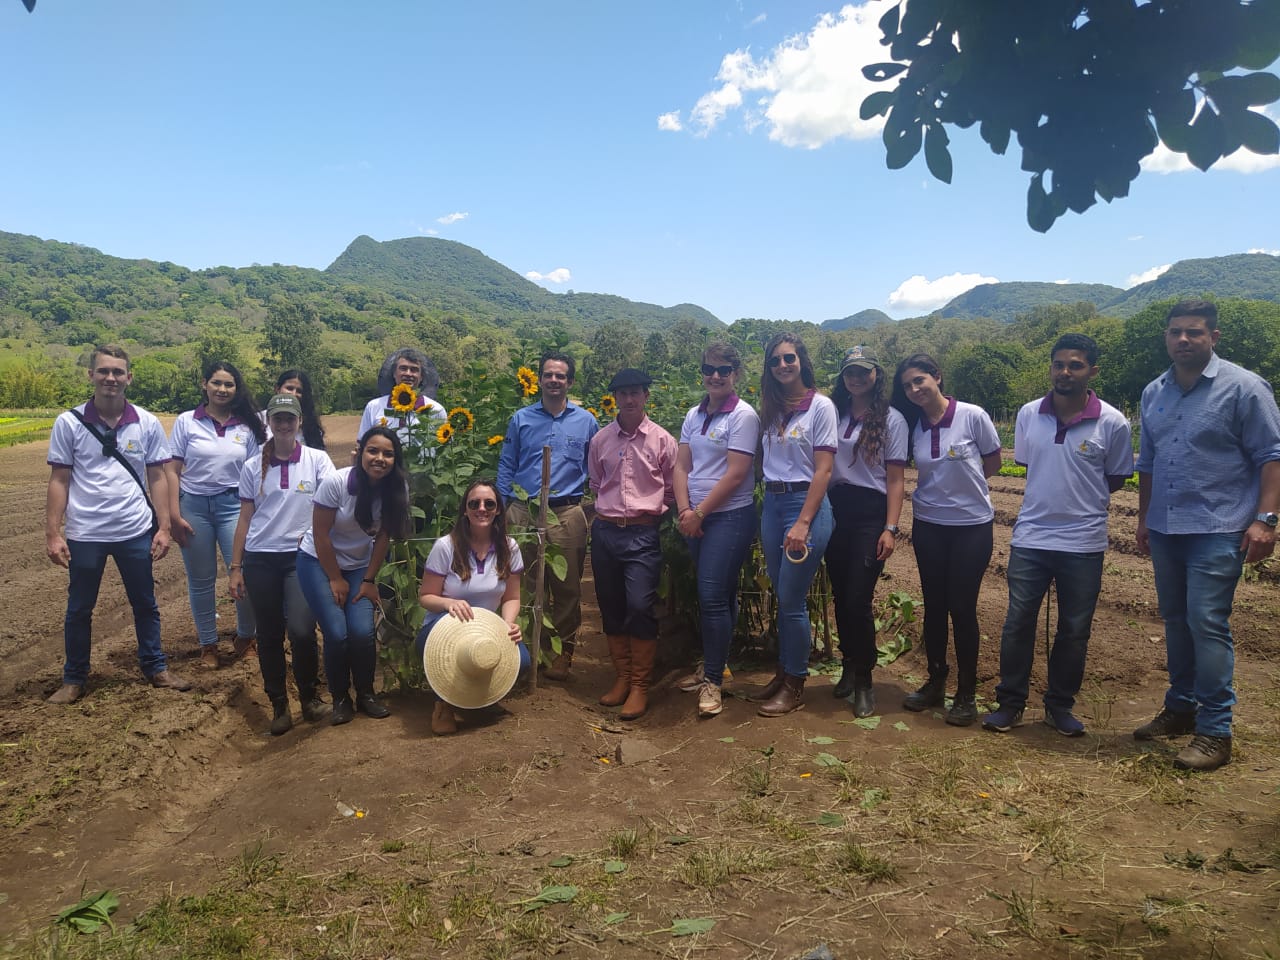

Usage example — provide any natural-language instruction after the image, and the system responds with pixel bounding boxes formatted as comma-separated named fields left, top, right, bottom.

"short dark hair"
left=702, top=341, right=742, bottom=371
left=1166, top=299, right=1218, bottom=330
left=539, top=350, right=576, bottom=382
left=89, top=344, right=130, bottom=370
left=1051, top=333, right=1098, bottom=366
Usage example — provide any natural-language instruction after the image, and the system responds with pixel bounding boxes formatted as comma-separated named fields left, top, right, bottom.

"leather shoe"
left=270, top=701, right=293, bottom=736
left=851, top=681, right=876, bottom=718
left=230, top=635, right=258, bottom=661
left=148, top=669, right=192, bottom=691
left=832, top=661, right=856, bottom=699
left=331, top=697, right=355, bottom=725
left=431, top=700, right=458, bottom=735
left=301, top=697, right=331, bottom=723
left=356, top=692, right=390, bottom=719
left=47, top=683, right=84, bottom=705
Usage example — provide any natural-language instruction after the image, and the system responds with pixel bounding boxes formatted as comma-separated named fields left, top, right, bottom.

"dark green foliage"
left=1104, top=254, right=1280, bottom=316
left=940, top=283, right=1125, bottom=321
left=863, top=1, right=1280, bottom=230
left=822, top=308, right=894, bottom=332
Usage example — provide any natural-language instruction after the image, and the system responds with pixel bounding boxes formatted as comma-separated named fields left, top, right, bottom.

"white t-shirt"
left=298, top=467, right=382, bottom=570
left=424, top=535, right=525, bottom=613
left=1012, top=392, right=1134, bottom=552
left=170, top=406, right=260, bottom=495
left=910, top=398, right=1001, bottom=526
left=238, top=444, right=335, bottom=553
left=358, top=394, right=446, bottom=454
left=760, top=391, right=838, bottom=484
left=678, top=394, right=760, bottom=512
left=47, top=400, right=170, bottom=543
left=831, top=405, right=909, bottom=493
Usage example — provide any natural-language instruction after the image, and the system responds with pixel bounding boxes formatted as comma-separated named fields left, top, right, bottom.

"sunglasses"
left=767, top=352, right=799, bottom=368
left=467, top=497, right=498, bottom=512
left=701, top=363, right=735, bottom=378
left=100, top=428, right=117, bottom=457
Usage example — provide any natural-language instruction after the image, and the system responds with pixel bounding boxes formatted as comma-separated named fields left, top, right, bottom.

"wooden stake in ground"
left=527, top=446, right=551, bottom=691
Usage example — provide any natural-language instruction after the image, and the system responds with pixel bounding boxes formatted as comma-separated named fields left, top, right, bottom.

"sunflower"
left=389, top=383, right=417, bottom=413
left=488, top=434, right=504, bottom=446
left=600, top=393, right=617, bottom=416
left=587, top=407, right=599, bottom=418
left=436, top=423, right=454, bottom=445
left=448, top=406, right=475, bottom=432
left=516, top=366, right=539, bottom=397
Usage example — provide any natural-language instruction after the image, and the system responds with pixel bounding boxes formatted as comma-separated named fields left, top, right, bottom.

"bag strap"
left=67, top=407, right=160, bottom=533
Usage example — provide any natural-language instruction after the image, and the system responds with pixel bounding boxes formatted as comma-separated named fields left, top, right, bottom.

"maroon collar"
left=1037, top=390, right=1101, bottom=424
left=84, top=398, right=141, bottom=427
left=698, top=392, right=739, bottom=415
left=270, top=442, right=303, bottom=466
left=919, top=396, right=957, bottom=432
left=194, top=403, right=244, bottom=426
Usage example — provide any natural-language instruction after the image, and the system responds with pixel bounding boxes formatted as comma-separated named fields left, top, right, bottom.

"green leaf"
left=852, top=716, right=881, bottom=730
left=862, top=61, right=907, bottom=82
left=603, top=860, right=626, bottom=874
left=604, top=911, right=629, bottom=924
left=814, top=752, right=843, bottom=767
left=860, top=90, right=895, bottom=121
left=549, top=855, right=574, bottom=868
left=1236, top=109, right=1280, bottom=155
left=54, top=890, right=119, bottom=934
left=665, top=835, right=694, bottom=845
left=717, top=736, right=736, bottom=743
left=1186, top=104, right=1224, bottom=171
left=924, top=124, right=952, bottom=183
left=893, top=721, right=910, bottom=731
left=979, top=118, right=1010, bottom=155
left=806, top=735, right=835, bottom=745
left=861, top=787, right=886, bottom=810
left=877, top=1, right=900, bottom=42
left=670, top=917, right=716, bottom=936
left=520, top=884, right=578, bottom=912
left=547, top=553, right=568, bottom=581
left=813, top=811, right=845, bottom=827
left=1027, top=173, right=1054, bottom=233
left=884, top=110, right=924, bottom=170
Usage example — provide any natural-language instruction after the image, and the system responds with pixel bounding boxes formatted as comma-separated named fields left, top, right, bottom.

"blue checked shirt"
left=1137, top=353, right=1280, bottom=534
left=497, top=401, right=599, bottom=502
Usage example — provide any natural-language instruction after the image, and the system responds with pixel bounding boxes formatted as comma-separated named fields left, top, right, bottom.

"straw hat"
left=423, top=608, right=521, bottom=709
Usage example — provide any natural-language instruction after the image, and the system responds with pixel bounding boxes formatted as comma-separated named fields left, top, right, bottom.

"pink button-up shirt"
left=588, top=415, right=677, bottom=519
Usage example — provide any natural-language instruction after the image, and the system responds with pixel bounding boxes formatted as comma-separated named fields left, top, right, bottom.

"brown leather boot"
left=543, top=639, right=575, bottom=681
left=750, top=664, right=786, bottom=702
left=757, top=674, right=805, bottom=717
left=599, top=635, right=632, bottom=706
left=620, top=638, right=657, bottom=720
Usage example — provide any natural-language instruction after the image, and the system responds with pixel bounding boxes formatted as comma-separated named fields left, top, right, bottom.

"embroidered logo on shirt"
left=295, top=480, right=316, bottom=494
left=1076, top=438, right=1104, bottom=462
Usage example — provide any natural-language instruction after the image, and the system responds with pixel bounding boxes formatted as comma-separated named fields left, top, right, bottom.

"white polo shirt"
left=910, top=398, right=1001, bottom=526
left=238, top=444, right=335, bottom=553
left=760, top=391, right=838, bottom=484
left=358, top=394, right=447, bottom=453
left=170, top=405, right=260, bottom=496
left=424, top=535, right=525, bottom=614
left=48, top=400, right=170, bottom=543
left=832, top=405, right=909, bottom=493
left=1012, top=391, right=1134, bottom=552
left=678, top=394, right=760, bottom=512
left=299, top=467, right=382, bottom=570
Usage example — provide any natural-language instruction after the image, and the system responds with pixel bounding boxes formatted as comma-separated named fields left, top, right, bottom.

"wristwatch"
left=884, top=524, right=900, bottom=534
left=1256, top=512, right=1279, bottom=529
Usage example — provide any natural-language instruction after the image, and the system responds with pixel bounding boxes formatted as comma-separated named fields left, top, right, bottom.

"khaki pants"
left=506, top=501, right=588, bottom=653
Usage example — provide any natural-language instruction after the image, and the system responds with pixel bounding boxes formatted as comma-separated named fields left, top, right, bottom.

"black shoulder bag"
left=67, top=408, right=161, bottom=536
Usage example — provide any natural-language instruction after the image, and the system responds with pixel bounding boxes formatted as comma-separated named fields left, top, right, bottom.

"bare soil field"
left=1, top=416, right=1278, bottom=959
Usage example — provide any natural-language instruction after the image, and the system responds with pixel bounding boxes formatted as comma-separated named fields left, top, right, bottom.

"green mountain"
left=1103, top=253, right=1280, bottom=316
left=325, top=235, right=721, bottom=331
left=938, top=281, right=1125, bottom=321
left=821, top=308, right=893, bottom=332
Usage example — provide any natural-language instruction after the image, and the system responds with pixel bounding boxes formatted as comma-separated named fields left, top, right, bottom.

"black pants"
left=910, top=519, right=993, bottom=685
left=590, top=520, right=663, bottom=639
left=826, top=484, right=887, bottom=676
left=242, top=550, right=319, bottom=704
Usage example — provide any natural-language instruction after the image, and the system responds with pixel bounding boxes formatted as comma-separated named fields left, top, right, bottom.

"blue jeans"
left=178, top=489, right=255, bottom=646
left=761, top=490, right=833, bottom=677
left=994, top=546, right=1103, bottom=712
left=416, top=610, right=532, bottom=675
left=242, top=550, right=317, bottom=704
left=686, top=504, right=757, bottom=686
left=64, top=534, right=166, bottom=684
left=1148, top=530, right=1244, bottom=737
left=296, top=551, right=378, bottom=702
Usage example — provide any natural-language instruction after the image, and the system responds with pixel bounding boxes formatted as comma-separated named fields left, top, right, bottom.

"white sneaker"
left=698, top=681, right=723, bottom=717
left=678, top=664, right=732, bottom=693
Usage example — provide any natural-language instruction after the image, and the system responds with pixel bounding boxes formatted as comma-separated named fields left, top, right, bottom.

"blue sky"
left=1, top=1, right=1277, bottom=323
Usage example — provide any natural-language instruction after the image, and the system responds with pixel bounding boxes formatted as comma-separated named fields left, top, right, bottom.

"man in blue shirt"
left=498, top=352, right=599, bottom=680
left=1135, top=300, right=1280, bottom=771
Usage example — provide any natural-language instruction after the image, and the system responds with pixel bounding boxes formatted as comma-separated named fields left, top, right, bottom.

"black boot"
left=300, top=687, right=330, bottom=723
left=355, top=691, right=391, bottom=719
left=946, top=675, right=978, bottom=727
left=331, top=696, right=355, bottom=726
left=903, top=665, right=948, bottom=712
left=832, top=659, right=856, bottom=699
left=270, top=699, right=293, bottom=736
left=851, top=676, right=876, bottom=718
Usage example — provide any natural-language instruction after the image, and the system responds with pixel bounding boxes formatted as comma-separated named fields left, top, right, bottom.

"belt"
left=595, top=514, right=660, bottom=527
left=765, top=481, right=810, bottom=493
left=548, top=495, right=583, bottom=508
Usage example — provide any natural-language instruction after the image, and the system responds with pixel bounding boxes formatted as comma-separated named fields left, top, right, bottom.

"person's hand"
left=330, top=577, right=350, bottom=608
left=784, top=520, right=810, bottom=557
left=677, top=509, right=704, bottom=538
left=1241, top=521, right=1277, bottom=565
left=1136, top=518, right=1150, bottom=556
left=228, top=568, right=246, bottom=601
left=47, top=534, right=70, bottom=568
left=445, top=599, right=475, bottom=621
left=151, top=528, right=171, bottom=561
left=355, top=580, right=381, bottom=606
left=507, top=620, right=522, bottom=642
left=171, top=515, right=195, bottom=548
left=875, top=530, right=896, bottom=562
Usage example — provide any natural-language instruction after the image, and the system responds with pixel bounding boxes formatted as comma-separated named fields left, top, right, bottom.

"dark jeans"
left=296, top=551, right=377, bottom=702
left=994, top=546, right=1103, bottom=712
left=911, top=518, right=993, bottom=684
left=685, top=504, right=757, bottom=686
left=242, top=550, right=319, bottom=704
left=64, top=534, right=165, bottom=685
left=591, top=520, right=663, bottom=639
left=826, top=485, right=888, bottom=677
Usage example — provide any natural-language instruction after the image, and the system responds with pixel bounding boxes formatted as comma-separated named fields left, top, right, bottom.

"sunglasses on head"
left=100, top=428, right=117, bottom=457
left=700, top=363, right=734, bottom=378
left=467, top=497, right=498, bottom=512
left=767, top=352, right=799, bottom=368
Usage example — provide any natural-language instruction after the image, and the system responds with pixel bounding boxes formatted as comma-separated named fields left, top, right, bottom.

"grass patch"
left=833, top=837, right=897, bottom=881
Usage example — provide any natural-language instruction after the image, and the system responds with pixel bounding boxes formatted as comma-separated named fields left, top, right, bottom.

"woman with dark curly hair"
left=825, top=346, right=908, bottom=717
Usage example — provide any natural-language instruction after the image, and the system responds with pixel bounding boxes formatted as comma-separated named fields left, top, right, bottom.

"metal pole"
left=528, top=445, right=551, bottom=690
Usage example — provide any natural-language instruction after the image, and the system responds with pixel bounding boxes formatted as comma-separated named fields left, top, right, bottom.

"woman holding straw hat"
left=416, top=478, right=529, bottom=735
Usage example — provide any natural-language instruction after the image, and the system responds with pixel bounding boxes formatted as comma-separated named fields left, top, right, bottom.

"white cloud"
left=1247, top=247, right=1280, bottom=256
left=747, top=12, right=767, bottom=27
left=436, top=212, right=469, bottom=225
left=690, top=2, right=897, bottom=148
left=888, top=272, right=998, bottom=311
left=657, top=111, right=683, bottom=132
left=526, top=268, right=572, bottom=284
left=1142, top=107, right=1280, bottom=174
left=1125, top=264, right=1171, bottom=288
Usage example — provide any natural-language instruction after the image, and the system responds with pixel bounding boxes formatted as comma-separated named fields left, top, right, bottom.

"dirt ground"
left=1, top=416, right=1278, bottom=959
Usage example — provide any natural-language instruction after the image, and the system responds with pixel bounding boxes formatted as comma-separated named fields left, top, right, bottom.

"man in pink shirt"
left=588, top=368, right=677, bottom=720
